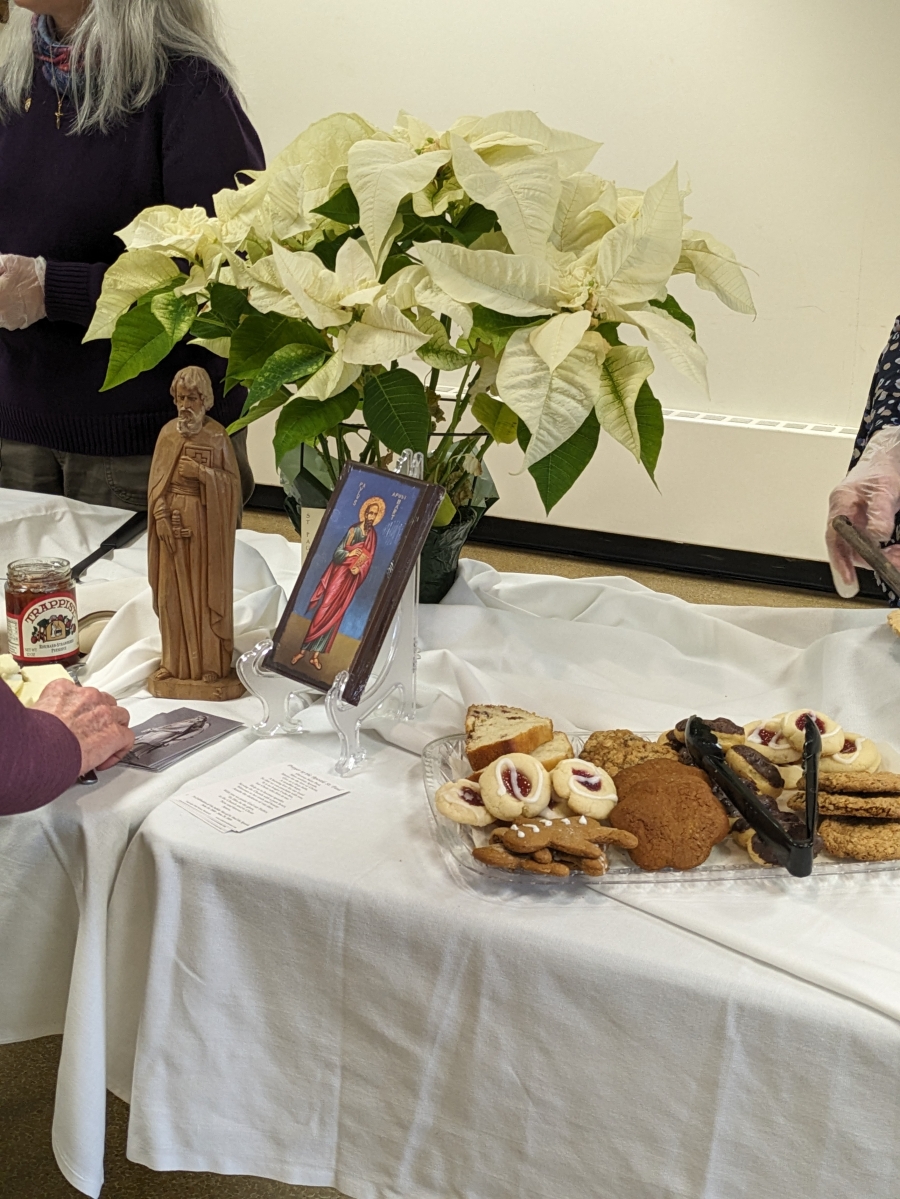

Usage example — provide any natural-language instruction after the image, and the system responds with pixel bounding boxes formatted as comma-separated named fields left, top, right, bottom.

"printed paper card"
left=173, top=761, right=349, bottom=832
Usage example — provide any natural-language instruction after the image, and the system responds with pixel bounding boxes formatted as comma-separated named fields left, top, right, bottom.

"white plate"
left=422, top=732, right=900, bottom=891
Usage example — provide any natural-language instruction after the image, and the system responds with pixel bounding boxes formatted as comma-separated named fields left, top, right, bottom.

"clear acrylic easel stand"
left=236, top=449, right=422, bottom=776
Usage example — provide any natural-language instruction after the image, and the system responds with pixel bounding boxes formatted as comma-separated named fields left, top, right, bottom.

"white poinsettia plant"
left=88, top=109, right=754, bottom=519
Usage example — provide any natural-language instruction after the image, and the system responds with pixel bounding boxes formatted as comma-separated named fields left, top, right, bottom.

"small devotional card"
left=271, top=463, right=443, bottom=704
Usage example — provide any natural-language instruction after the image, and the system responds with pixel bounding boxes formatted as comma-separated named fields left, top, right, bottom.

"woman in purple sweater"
left=0, top=0, right=264, bottom=507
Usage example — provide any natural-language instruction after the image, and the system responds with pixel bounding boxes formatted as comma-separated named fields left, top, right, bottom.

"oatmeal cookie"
left=816, top=771, right=900, bottom=795
left=579, top=729, right=679, bottom=776
left=787, top=791, right=900, bottom=820
left=818, top=817, right=900, bottom=861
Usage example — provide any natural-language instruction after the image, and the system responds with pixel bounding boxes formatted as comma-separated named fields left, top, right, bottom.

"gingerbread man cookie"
left=472, top=844, right=570, bottom=876
left=492, top=815, right=638, bottom=858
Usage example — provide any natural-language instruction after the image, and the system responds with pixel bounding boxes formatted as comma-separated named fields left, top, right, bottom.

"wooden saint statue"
left=146, top=366, right=244, bottom=701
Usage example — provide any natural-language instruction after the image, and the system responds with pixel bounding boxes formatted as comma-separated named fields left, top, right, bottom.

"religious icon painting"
left=271, top=463, right=444, bottom=704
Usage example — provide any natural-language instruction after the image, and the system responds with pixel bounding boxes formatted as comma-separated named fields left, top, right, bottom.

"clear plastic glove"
left=0, top=253, right=47, bottom=330
left=826, top=425, right=900, bottom=597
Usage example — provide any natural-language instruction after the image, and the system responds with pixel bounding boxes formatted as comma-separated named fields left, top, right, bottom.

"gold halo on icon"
left=360, top=496, right=386, bottom=525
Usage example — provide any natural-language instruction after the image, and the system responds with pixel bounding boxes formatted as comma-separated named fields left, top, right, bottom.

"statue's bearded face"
left=174, top=388, right=206, bottom=437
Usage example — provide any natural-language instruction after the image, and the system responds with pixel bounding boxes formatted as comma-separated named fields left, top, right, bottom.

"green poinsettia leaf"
left=594, top=321, right=623, bottom=346
left=311, top=229, right=360, bottom=271
left=101, top=305, right=175, bottom=390
left=311, top=184, right=361, bottom=226
left=648, top=293, right=696, bottom=340
left=272, top=386, right=360, bottom=463
left=461, top=305, right=543, bottom=356
left=225, top=312, right=330, bottom=392
left=635, top=380, right=665, bottom=483
left=453, top=202, right=500, bottom=247
left=414, top=313, right=473, bottom=372
left=521, top=409, right=601, bottom=515
left=362, top=368, right=429, bottom=455
left=395, top=202, right=458, bottom=251
left=149, top=291, right=197, bottom=342
left=206, top=282, right=254, bottom=332
left=243, top=343, right=329, bottom=409
left=380, top=253, right=415, bottom=283
left=227, top=388, right=293, bottom=436
left=190, top=313, right=228, bottom=340
left=471, top=393, right=518, bottom=443
left=135, top=277, right=181, bottom=307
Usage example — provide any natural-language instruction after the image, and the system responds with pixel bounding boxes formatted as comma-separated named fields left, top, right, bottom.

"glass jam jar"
left=5, top=558, right=79, bottom=667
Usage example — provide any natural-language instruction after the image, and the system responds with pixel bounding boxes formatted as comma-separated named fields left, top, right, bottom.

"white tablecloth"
left=5, top=489, right=900, bottom=1199
left=0, top=489, right=301, bottom=1194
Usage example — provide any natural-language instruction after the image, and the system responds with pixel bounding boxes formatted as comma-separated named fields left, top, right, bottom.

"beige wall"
left=218, top=0, right=900, bottom=558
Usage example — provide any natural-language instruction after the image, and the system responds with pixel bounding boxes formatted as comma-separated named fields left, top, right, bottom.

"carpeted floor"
left=0, top=1036, right=350, bottom=1198
left=1, top=521, right=880, bottom=1197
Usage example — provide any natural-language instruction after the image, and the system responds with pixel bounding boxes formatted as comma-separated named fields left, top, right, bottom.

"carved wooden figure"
left=147, top=366, right=244, bottom=701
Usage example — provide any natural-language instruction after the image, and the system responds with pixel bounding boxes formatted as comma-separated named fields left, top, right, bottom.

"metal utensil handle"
left=66, top=668, right=98, bottom=786
left=831, top=515, right=900, bottom=597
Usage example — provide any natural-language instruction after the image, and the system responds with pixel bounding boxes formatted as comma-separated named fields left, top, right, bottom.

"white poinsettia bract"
left=91, top=108, right=755, bottom=513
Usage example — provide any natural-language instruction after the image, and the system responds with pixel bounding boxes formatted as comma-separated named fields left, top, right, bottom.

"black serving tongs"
left=684, top=714, right=820, bottom=877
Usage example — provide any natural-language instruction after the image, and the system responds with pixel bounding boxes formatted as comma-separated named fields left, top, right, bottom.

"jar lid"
left=7, top=557, right=73, bottom=588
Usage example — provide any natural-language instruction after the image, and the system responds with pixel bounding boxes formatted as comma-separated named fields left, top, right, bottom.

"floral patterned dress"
left=851, top=316, right=900, bottom=603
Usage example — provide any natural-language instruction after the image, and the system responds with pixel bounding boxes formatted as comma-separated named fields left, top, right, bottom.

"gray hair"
left=171, top=365, right=215, bottom=410
left=0, top=0, right=239, bottom=133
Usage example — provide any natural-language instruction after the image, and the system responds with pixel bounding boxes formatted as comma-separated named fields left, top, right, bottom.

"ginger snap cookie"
left=608, top=762, right=730, bottom=871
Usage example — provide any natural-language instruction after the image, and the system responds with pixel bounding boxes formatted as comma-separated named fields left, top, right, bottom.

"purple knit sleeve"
left=0, top=682, right=82, bottom=816
left=43, top=260, right=109, bottom=327
left=161, top=61, right=265, bottom=211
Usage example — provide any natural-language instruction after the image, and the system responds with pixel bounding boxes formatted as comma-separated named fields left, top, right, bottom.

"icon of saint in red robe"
left=291, top=496, right=386, bottom=671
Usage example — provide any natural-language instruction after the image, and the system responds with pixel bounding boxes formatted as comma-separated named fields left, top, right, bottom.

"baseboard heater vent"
left=662, top=410, right=858, bottom=438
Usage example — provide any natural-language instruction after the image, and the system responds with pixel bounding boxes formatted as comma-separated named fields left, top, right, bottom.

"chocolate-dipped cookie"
left=672, top=716, right=745, bottom=749
left=730, top=789, right=822, bottom=865
left=725, top=744, right=784, bottom=799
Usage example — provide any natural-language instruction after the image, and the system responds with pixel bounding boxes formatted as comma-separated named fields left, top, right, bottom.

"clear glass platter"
left=422, top=732, right=900, bottom=891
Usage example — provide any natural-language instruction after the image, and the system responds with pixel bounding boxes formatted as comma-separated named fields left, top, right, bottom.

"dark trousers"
left=0, top=430, right=255, bottom=511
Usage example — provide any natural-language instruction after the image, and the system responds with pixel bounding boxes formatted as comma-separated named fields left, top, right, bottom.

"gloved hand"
left=0, top=254, right=47, bottom=330
left=826, top=425, right=900, bottom=597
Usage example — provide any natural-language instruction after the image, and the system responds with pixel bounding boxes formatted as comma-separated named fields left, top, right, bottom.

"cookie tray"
left=422, top=733, right=900, bottom=890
